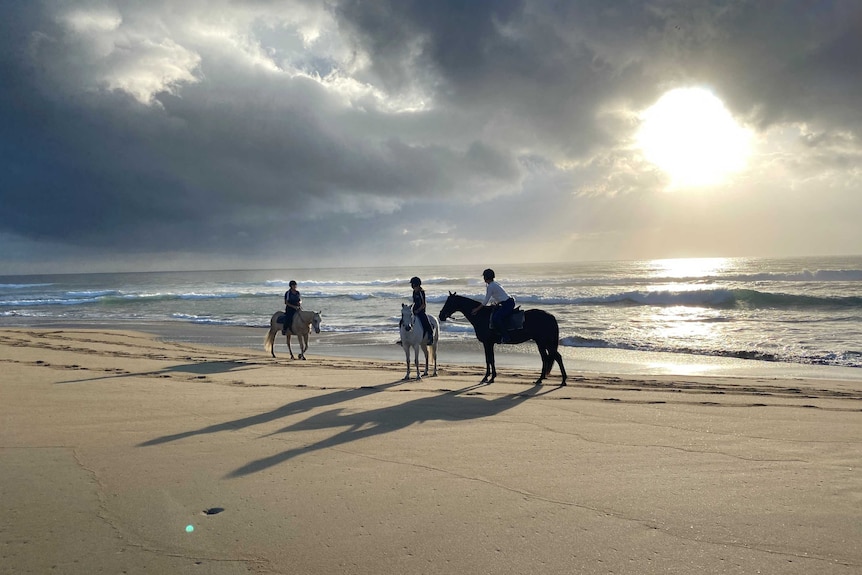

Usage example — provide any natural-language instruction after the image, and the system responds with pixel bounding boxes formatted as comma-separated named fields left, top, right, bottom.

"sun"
left=636, top=87, right=752, bottom=188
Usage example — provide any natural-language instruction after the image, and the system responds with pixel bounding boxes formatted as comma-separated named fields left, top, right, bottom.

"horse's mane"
left=444, top=293, right=490, bottom=320
left=450, top=292, right=481, bottom=305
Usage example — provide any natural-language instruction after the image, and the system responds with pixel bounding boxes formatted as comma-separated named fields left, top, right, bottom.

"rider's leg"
left=282, top=309, right=295, bottom=335
left=491, top=308, right=504, bottom=334
left=495, top=299, right=514, bottom=342
left=501, top=298, right=515, bottom=324
left=419, top=312, right=434, bottom=344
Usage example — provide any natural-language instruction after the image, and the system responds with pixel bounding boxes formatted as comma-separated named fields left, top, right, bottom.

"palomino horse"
left=438, top=292, right=567, bottom=385
left=265, top=309, right=322, bottom=359
left=400, top=303, right=439, bottom=380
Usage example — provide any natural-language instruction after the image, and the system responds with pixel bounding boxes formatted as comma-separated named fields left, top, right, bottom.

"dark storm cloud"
left=1, top=0, right=861, bottom=272
left=0, top=1, right=518, bottom=256
left=640, top=1, right=862, bottom=130
left=333, top=0, right=630, bottom=155
left=320, top=0, right=862, bottom=158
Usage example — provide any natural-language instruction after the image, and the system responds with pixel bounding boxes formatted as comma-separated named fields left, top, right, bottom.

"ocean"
left=2, top=256, right=861, bottom=380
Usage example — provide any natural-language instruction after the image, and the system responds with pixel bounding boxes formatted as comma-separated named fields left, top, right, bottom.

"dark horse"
left=438, top=292, right=567, bottom=385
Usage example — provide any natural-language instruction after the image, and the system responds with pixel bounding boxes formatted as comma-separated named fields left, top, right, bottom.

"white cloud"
left=35, top=4, right=202, bottom=104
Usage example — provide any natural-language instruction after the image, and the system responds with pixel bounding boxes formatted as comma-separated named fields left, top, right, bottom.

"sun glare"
left=650, top=257, right=730, bottom=279
left=637, top=87, right=752, bottom=188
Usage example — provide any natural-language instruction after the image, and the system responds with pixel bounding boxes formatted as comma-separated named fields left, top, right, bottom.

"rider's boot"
left=493, top=321, right=509, bottom=343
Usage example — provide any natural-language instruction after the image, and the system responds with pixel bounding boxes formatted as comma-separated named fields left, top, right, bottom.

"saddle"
left=493, top=308, right=525, bottom=332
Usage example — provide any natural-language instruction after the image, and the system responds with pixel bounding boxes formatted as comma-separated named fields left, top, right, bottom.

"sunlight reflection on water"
left=649, top=257, right=732, bottom=279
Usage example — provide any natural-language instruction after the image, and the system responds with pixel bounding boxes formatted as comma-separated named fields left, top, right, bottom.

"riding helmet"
left=482, top=268, right=495, bottom=281
left=410, top=276, right=422, bottom=287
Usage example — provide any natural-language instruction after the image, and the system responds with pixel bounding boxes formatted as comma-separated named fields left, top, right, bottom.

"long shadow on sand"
left=58, top=360, right=257, bottom=385
left=139, top=381, right=410, bottom=447
left=224, top=382, right=556, bottom=478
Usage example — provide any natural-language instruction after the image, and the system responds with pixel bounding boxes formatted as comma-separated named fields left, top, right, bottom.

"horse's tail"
left=264, top=328, right=276, bottom=355
left=431, top=316, right=440, bottom=355
left=545, top=312, right=566, bottom=381
left=549, top=312, right=560, bottom=352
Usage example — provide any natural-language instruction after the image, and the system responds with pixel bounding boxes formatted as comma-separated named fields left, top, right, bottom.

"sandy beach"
left=1, top=328, right=860, bottom=574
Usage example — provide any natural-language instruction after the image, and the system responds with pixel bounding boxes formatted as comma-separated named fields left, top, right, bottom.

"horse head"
left=438, top=291, right=458, bottom=322
left=311, top=311, right=322, bottom=334
left=401, top=303, right=415, bottom=331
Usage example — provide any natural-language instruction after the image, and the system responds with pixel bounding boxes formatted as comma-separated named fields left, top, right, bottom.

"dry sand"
left=1, top=328, right=860, bottom=574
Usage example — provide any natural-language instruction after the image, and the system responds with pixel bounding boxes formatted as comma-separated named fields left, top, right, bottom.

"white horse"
left=265, top=309, right=322, bottom=359
left=399, top=303, right=439, bottom=380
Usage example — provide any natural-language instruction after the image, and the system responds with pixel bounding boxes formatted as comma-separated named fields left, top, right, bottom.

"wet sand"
left=1, top=328, right=860, bottom=574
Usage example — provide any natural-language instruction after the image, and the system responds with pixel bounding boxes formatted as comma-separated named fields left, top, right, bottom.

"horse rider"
left=410, top=276, right=435, bottom=344
left=282, top=280, right=302, bottom=335
left=471, top=268, right=515, bottom=343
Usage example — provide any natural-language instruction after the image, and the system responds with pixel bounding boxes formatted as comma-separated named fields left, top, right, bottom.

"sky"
left=2, top=0, right=861, bottom=274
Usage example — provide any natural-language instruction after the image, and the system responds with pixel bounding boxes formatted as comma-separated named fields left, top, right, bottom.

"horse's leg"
left=555, top=349, right=567, bottom=386
left=298, top=333, right=307, bottom=360
left=431, top=338, right=437, bottom=377
left=421, top=343, right=429, bottom=377
left=481, top=345, right=491, bottom=383
left=286, top=334, right=295, bottom=360
left=545, top=349, right=555, bottom=377
left=403, top=345, right=412, bottom=380
left=535, top=343, right=549, bottom=384
left=490, top=343, right=497, bottom=383
left=482, top=341, right=496, bottom=384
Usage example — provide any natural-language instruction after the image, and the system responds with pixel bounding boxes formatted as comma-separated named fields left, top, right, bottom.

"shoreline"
left=4, top=317, right=861, bottom=382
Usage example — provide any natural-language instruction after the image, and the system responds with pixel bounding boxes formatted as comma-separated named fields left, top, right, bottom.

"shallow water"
left=2, top=255, right=861, bottom=378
